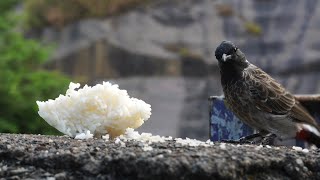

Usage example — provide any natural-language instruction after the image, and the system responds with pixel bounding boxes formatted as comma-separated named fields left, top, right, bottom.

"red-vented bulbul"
left=215, top=40, right=320, bottom=147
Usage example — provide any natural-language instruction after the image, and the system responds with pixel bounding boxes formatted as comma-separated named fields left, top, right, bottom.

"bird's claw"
left=220, top=139, right=254, bottom=144
left=220, top=133, right=265, bottom=145
left=239, top=137, right=256, bottom=144
left=261, top=133, right=277, bottom=146
left=220, top=139, right=241, bottom=144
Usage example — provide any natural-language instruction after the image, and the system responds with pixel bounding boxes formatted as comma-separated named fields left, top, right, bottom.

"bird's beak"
left=222, top=54, right=232, bottom=62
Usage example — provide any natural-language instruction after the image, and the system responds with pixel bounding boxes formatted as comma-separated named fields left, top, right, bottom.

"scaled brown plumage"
left=215, top=40, right=320, bottom=147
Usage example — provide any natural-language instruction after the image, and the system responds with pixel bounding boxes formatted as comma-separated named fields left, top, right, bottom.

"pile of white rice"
left=37, top=82, right=151, bottom=138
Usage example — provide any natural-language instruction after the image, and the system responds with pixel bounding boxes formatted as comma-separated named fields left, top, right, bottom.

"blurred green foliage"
left=0, top=1, right=70, bottom=134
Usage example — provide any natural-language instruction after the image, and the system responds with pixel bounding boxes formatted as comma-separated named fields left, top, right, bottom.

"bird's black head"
left=215, top=41, right=247, bottom=66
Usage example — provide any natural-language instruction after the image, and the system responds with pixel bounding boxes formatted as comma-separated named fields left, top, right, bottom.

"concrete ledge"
left=0, top=133, right=319, bottom=179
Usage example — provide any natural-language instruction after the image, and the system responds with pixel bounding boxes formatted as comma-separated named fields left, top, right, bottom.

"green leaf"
left=0, top=0, right=71, bottom=135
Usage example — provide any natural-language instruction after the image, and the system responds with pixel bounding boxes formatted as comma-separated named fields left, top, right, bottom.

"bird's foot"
left=261, top=133, right=277, bottom=146
left=221, top=133, right=263, bottom=144
left=220, top=139, right=243, bottom=144
left=220, top=132, right=278, bottom=146
left=240, top=133, right=263, bottom=141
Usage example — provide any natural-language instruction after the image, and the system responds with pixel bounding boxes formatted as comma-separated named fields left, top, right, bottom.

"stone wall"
left=32, top=0, right=320, bottom=91
left=29, top=0, right=320, bottom=139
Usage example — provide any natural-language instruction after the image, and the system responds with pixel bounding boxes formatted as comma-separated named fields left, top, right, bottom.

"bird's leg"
left=220, top=139, right=242, bottom=144
left=239, top=133, right=263, bottom=142
left=261, top=133, right=277, bottom=146
left=221, top=133, right=263, bottom=144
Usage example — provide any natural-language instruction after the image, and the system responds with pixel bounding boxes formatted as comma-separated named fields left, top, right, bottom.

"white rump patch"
left=297, top=124, right=320, bottom=136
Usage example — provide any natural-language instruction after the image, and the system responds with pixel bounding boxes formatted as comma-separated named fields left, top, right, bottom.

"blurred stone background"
left=26, top=0, right=320, bottom=140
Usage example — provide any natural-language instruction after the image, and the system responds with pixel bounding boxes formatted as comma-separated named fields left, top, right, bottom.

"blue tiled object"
left=209, top=96, right=253, bottom=142
left=209, top=95, right=320, bottom=147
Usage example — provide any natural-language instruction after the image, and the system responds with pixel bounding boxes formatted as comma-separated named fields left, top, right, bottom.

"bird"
left=214, top=40, right=320, bottom=147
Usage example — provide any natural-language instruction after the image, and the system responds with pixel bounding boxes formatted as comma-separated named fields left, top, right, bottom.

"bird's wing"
left=290, top=102, right=318, bottom=126
left=244, top=65, right=317, bottom=126
left=244, top=65, right=295, bottom=115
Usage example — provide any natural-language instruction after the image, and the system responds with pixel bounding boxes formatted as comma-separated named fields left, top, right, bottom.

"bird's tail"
left=296, top=124, right=320, bottom=148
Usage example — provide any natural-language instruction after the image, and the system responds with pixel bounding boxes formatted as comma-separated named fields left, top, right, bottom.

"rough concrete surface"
left=1, top=133, right=320, bottom=180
